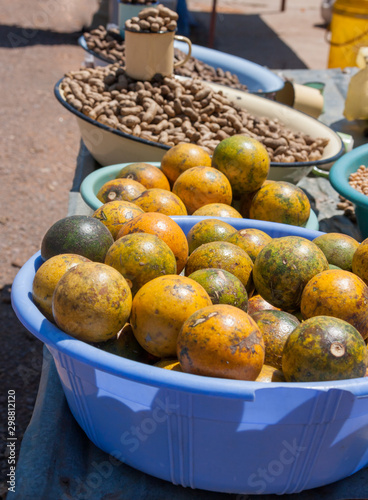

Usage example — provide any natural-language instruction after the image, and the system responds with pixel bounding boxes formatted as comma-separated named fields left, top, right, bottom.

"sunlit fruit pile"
left=32, top=204, right=368, bottom=383
left=93, top=135, right=312, bottom=226
left=30, top=135, right=368, bottom=384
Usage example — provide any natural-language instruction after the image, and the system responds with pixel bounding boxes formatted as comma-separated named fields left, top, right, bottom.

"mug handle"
left=173, top=35, right=192, bottom=68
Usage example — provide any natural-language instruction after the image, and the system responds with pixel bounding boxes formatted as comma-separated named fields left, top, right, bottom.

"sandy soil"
left=0, top=2, right=101, bottom=496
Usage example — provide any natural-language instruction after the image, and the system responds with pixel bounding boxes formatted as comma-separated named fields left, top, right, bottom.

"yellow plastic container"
left=328, top=0, right=368, bottom=68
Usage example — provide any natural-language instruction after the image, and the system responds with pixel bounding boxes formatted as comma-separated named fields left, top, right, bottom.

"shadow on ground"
left=0, top=25, right=82, bottom=48
left=188, top=12, right=309, bottom=70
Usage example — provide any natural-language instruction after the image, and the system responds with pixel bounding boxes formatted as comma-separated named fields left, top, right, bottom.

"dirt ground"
left=0, top=1, right=329, bottom=497
left=0, top=1, right=101, bottom=496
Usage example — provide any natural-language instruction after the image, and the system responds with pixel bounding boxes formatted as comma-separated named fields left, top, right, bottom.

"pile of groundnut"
left=61, top=63, right=328, bottom=160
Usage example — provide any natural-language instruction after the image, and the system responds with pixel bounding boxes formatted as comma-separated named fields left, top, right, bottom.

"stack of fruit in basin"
left=29, top=134, right=368, bottom=385
left=84, top=135, right=318, bottom=229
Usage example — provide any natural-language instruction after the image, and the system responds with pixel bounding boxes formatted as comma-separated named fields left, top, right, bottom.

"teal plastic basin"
left=329, top=143, right=368, bottom=240
left=80, top=162, right=319, bottom=231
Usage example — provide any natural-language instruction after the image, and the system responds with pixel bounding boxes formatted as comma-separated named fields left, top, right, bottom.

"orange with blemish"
left=116, top=162, right=170, bottom=191
left=186, top=218, right=237, bottom=254
left=32, top=253, right=90, bottom=322
left=211, top=135, right=270, bottom=199
left=172, top=166, right=232, bottom=215
left=249, top=181, right=311, bottom=227
left=253, top=236, right=329, bottom=312
left=282, top=316, right=368, bottom=382
left=105, top=233, right=177, bottom=296
left=251, top=309, right=300, bottom=370
left=192, top=203, right=242, bottom=218
left=92, top=200, right=144, bottom=239
left=300, top=269, right=368, bottom=340
left=177, top=304, right=265, bottom=380
left=116, top=212, right=188, bottom=273
left=160, top=143, right=212, bottom=186
left=185, top=240, right=254, bottom=294
left=226, top=228, right=272, bottom=262
left=52, top=262, right=132, bottom=343
left=131, top=275, right=212, bottom=358
left=97, top=178, right=146, bottom=204
left=133, top=188, right=187, bottom=215
left=313, top=232, right=360, bottom=271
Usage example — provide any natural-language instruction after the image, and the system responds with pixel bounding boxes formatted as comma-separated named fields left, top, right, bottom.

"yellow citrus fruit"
left=251, top=310, right=300, bottom=370
left=192, top=203, right=242, bottom=218
left=352, top=237, right=368, bottom=285
left=188, top=268, right=248, bottom=311
left=313, top=232, right=360, bottom=272
left=105, top=232, right=177, bottom=296
left=32, top=253, right=90, bottom=322
left=92, top=200, right=144, bottom=239
left=52, top=262, right=132, bottom=343
left=185, top=240, right=254, bottom=294
left=116, top=212, right=188, bottom=274
left=282, top=316, right=368, bottom=382
left=172, top=166, right=232, bottom=215
left=96, top=178, right=146, bottom=204
left=116, top=162, right=170, bottom=191
left=211, top=135, right=270, bottom=198
left=186, top=218, right=237, bottom=254
left=253, top=236, right=329, bottom=311
left=226, top=228, right=272, bottom=262
left=160, top=143, right=212, bottom=186
left=177, top=304, right=265, bottom=380
left=133, top=188, right=187, bottom=215
left=130, top=275, right=212, bottom=358
left=249, top=181, right=311, bottom=227
left=300, top=269, right=368, bottom=340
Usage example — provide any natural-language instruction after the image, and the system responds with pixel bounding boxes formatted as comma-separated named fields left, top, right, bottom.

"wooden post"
left=208, top=0, right=217, bottom=48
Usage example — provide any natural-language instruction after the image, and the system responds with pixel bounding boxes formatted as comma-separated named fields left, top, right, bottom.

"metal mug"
left=124, top=29, right=192, bottom=81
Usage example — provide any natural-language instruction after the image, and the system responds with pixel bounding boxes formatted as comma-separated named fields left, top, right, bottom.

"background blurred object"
left=327, top=0, right=368, bottom=68
left=321, top=0, right=335, bottom=24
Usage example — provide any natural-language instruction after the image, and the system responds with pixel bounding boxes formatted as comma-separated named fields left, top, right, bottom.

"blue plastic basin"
left=11, top=218, right=368, bottom=495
